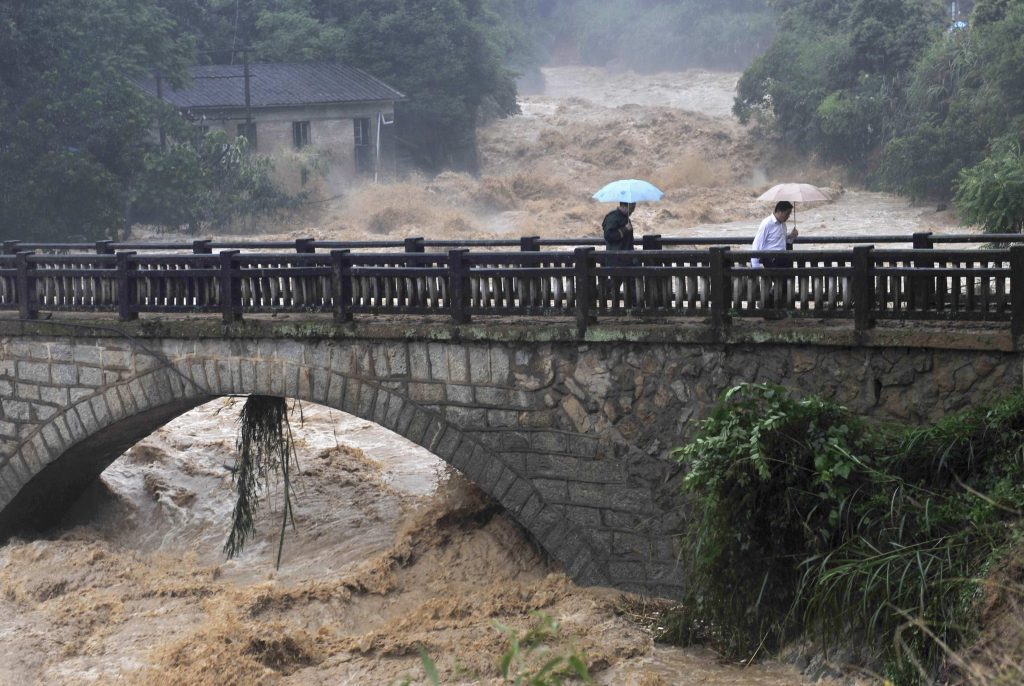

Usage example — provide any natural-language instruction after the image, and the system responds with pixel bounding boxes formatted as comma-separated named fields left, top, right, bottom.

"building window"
left=236, top=122, right=257, bottom=151
left=292, top=121, right=311, bottom=149
left=354, top=118, right=372, bottom=174
left=354, top=118, right=371, bottom=147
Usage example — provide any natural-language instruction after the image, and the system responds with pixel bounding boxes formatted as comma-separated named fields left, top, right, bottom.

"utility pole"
left=155, top=71, right=166, bottom=152
left=243, top=49, right=253, bottom=149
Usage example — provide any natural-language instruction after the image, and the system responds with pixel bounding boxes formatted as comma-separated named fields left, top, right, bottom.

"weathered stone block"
left=357, top=383, right=377, bottom=419
left=51, top=414, right=73, bottom=446
left=72, top=346, right=101, bottom=366
left=406, top=409, right=431, bottom=446
left=565, top=505, right=602, bottom=528
left=47, top=344, right=74, bottom=362
left=51, top=364, right=77, bottom=387
left=396, top=404, right=416, bottom=436
left=384, top=342, right=408, bottom=378
left=408, top=382, right=445, bottom=404
left=568, top=482, right=608, bottom=509
left=433, top=424, right=461, bottom=460
left=217, top=360, right=237, bottom=394
left=607, top=561, right=646, bottom=583
left=101, top=349, right=131, bottom=370
left=384, top=394, right=405, bottom=430
left=1, top=399, right=31, bottom=422
left=487, top=410, right=518, bottom=428
left=532, top=431, right=568, bottom=454
left=89, top=396, right=111, bottom=427
left=491, top=467, right=518, bottom=502
left=18, top=362, right=49, bottom=384
left=475, top=387, right=511, bottom=407
left=445, top=405, right=487, bottom=428
left=372, top=347, right=389, bottom=378
left=34, top=406, right=56, bottom=422
left=467, top=345, right=490, bottom=384
left=311, top=369, right=329, bottom=405
left=448, top=438, right=473, bottom=472
left=105, top=388, right=125, bottom=420
left=269, top=362, right=286, bottom=397
left=533, top=478, right=568, bottom=503
left=16, top=384, right=40, bottom=401
left=490, top=347, right=512, bottom=385
left=479, top=457, right=504, bottom=493
left=39, top=387, right=68, bottom=406
left=373, top=390, right=391, bottom=425
left=447, top=346, right=469, bottom=383
left=445, top=384, right=474, bottom=404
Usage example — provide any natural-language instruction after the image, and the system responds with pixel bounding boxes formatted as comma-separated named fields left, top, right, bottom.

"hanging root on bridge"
left=224, top=395, right=299, bottom=568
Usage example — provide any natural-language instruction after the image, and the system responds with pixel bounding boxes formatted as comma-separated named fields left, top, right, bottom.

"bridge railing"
left=2, top=232, right=1022, bottom=256
left=3, top=245, right=1024, bottom=335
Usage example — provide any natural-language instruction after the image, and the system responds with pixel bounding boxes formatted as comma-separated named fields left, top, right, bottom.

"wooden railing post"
left=912, top=232, right=934, bottom=310
left=853, top=245, right=875, bottom=331
left=574, top=247, right=595, bottom=337
left=1011, top=245, right=1024, bottom=340
left=709, top=247, right=730, bottom=329
left=520, top=236, right=540, bottom=252
left=2, top=241, right=20, bottom=255
left=295, top=238, right=316, bottom=253
left=641, top=234, right=662, bottom=250
left=95, top=240, right=114, bottom=255
left=15, top=251, right=37, bottom=320
left=192, top=239, right=212, bottom=254
left=404, top=237, right=425, bottom=253
left=116, top=251, right=138, bottom=321
left=449, top=248, right=471, bottom=323
left=331, top=249, right=353, bottom=322
left=219, top=249, right=242, bottom=323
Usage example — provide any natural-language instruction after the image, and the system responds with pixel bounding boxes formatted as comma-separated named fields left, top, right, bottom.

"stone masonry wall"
left=0, top=326, right=1020, bottom=599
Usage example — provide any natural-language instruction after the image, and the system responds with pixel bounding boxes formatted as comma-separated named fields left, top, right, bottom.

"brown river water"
left=1, top=65, right=953, bottom=685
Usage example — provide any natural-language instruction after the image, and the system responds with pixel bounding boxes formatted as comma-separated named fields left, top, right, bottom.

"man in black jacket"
left=602, top=202, right=636, bottom=251
left=601, top=202, right=638, bottom=305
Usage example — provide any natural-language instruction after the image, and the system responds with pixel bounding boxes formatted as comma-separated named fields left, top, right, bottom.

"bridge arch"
left=0, top=336, right=615, bottom=588
left=3, top=322, right=1019, bottom=599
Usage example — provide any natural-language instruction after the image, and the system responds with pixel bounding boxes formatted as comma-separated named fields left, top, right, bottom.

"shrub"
left=670, top=384, right=1024, bottom=684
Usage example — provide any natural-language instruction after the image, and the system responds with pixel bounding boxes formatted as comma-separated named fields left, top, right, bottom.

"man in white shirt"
left=750, top=201, right=797, bottom=268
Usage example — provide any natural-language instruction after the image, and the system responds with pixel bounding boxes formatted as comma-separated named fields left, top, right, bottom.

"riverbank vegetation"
left=668, top=383, right=1024, bottom=684
left=735, top=0, right=1024, bottom=232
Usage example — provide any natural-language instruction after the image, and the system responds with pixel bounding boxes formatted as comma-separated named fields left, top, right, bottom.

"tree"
left=335, top=0, right=518, bottom=171
left=0, top=0, right=192, bottom=240
left=954, top=131, right=1024, bottom=232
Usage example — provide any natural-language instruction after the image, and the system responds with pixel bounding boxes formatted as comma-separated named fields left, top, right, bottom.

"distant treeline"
left=735, top=0, right=1024, bottom=231
left=540, top=0, right=778, bottom=72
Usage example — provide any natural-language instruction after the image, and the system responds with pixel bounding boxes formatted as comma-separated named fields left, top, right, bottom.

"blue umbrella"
left=592, top=179, right=664, bottom=203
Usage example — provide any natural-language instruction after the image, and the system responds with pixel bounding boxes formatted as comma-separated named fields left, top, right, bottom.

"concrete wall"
left=1, top=319, right=1020, bottom=598
left=199, top=102, right=395, bottom=185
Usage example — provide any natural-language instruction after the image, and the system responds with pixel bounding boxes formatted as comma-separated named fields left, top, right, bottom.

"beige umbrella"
left=757, top=183, right=830, bottom=231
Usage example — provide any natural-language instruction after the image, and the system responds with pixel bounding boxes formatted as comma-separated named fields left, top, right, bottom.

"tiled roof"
left=137, top=63, right=405, bottom=109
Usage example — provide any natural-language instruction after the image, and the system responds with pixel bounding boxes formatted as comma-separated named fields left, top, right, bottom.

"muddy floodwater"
left=0, top=65, right=949, bottom=684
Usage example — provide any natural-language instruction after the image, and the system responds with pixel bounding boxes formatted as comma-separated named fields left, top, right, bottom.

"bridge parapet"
left=2, top=241, right=1024, bottom=340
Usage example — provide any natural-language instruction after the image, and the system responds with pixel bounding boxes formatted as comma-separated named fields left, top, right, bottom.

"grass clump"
left=669, top=383, right=1024, bottom=684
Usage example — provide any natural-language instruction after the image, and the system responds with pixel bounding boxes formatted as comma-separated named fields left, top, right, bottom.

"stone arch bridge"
left=0, top=317, right=1020, bottom=599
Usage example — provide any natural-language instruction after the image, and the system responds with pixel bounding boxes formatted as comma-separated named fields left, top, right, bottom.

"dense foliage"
left=671, top=384, right=1024, bottom=683
left=735, top=0, right=1024, bottom=230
